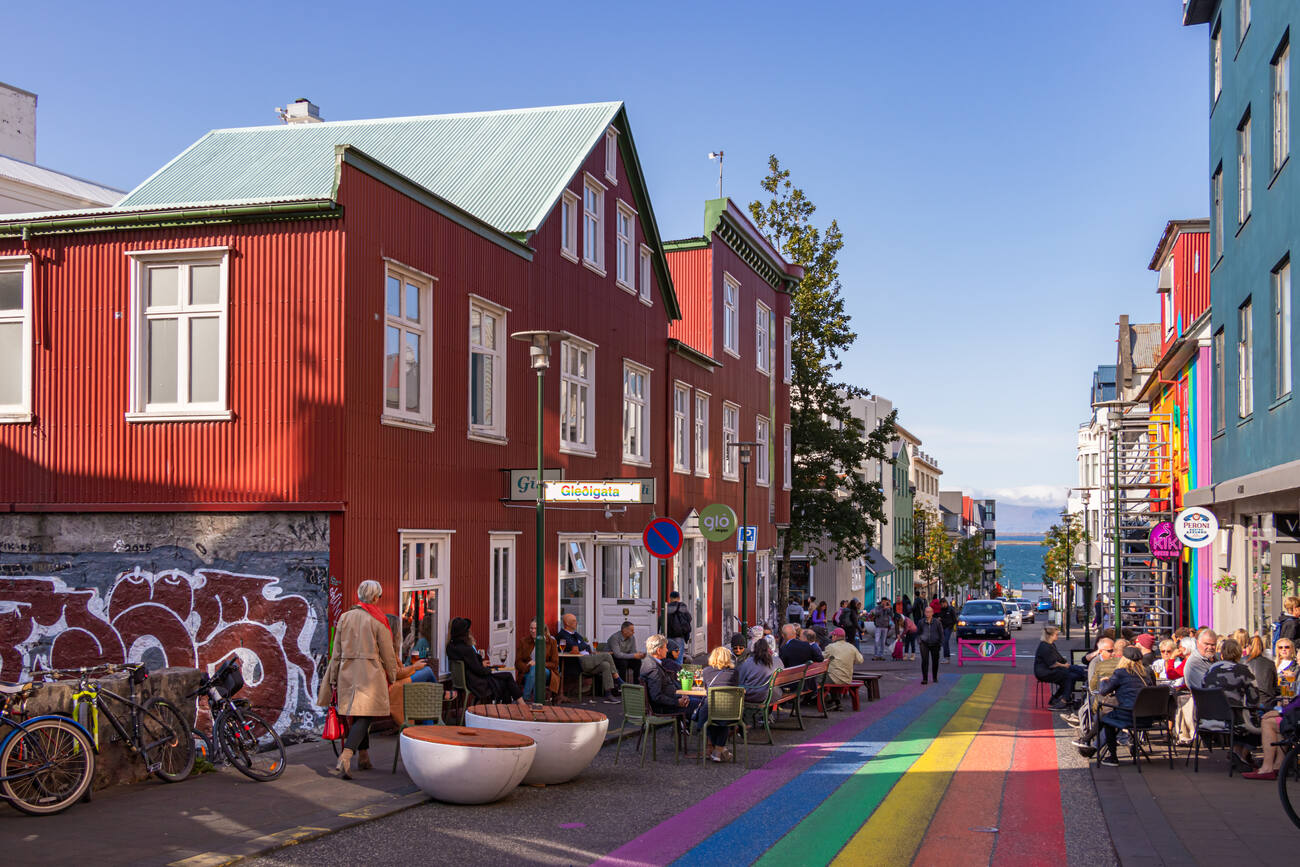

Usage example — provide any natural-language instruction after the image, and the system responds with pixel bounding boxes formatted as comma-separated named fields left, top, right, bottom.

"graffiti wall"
left=0, top=512, right=329, bottom=738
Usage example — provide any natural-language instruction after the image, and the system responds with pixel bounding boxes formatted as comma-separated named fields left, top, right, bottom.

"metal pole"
left=1113, top=429, right=1122, bottom=634
left=740, top=458, right=749, bottom=635
left=534, top=368, right=546, bottom=704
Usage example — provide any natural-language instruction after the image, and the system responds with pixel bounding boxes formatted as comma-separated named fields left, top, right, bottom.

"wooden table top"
left=466, top=704, right=606, bottom=724
left=678, top=688, right=706, bottom=697
left=402, top=725, right=534, bottom=749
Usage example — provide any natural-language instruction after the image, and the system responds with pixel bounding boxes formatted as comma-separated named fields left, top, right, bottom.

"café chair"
left=447, top=661, right=469, bottom=725
left=1186, top=687, right=1243, bottom=775
left=392, top=682, right=445, bottom=773
left=697, top=686, right=748, bottom=767
left=1100, top=686, right=1175, bottom=772
left=611, top=684, right=681, bottom=766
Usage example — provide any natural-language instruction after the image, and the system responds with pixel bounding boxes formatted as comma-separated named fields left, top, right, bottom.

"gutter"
left=0, top=200, right=339, bottom=238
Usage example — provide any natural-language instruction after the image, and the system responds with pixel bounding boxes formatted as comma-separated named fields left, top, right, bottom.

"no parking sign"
left=642, top=518, right=683, bottom=559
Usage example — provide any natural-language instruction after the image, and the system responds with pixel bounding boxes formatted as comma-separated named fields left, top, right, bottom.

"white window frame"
left=673, top=382, right=691, bottom=473
left=783, top=423, right=792, bottom=490
left=560, top=336, right=596, bottom=455
left=1214, top=328, right=1226, bottom=431
left=615, top=201, right=636, bottom=293
left=605, top=128, right=618, bottom=185
left=755, top=415, right=770, bottom=487
left=1274, top=40, right=1290, bottom=173
left=638, top=245, right=653, bottom=305
left=378, top=259, right=435, bottom=431
left=125, top=246, right=232, bottom=422
left=722, top=272, right=740, bottom=357
left=694, top=390, right=710, bottom=477
left=721, top=553, right=738, bottom=628
left=400, top=530, right=452, bottom=673
left=622, top=359, right=650, bottom=465
left=756, top=301, right=772, bottom=374
left=783, top=315, right=792, bottom=384
left=722, top=402, right=739, bottom=481
left=1239, top=299, right=1254, bottom=418
left=560, top=190, right=579, bottom=262
left=469, top=296, right=508, bottom=442
left=1213, top=19, right=1223, bottom=107
left=1275, top=259, right=1292, bottom=400
left=1238, top=0, right=1250, bottom=47
left=0, top=255, right=32, bottom=422
left=582, top=174, right=606, bottom=276
left=1239, top=111, right=1253, bottom=226
left=1213, top=164, right=1225, bottom=260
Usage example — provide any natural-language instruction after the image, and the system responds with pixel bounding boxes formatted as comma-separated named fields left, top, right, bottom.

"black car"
left=955, top=600, right=1011, bottom=640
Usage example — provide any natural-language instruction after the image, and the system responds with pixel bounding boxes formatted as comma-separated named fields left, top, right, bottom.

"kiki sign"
left=1148, top=521, right=1183, bottom=561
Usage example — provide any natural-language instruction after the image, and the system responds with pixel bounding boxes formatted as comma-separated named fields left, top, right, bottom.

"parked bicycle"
left=1278, top=713, right=1300, bottom=830
left=188, top=657, right=286, bottom=781
left=0, top=680, right=96, bottom=815
left=45, top=663, right=193, bottom=784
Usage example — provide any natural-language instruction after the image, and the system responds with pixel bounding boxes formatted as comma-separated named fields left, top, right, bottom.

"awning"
left=864, top=546, right=894, bottom=576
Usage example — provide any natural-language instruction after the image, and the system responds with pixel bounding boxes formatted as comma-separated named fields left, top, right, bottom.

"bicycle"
left=187, top=657, right=286, bottom=781
left=49, top=663, right=194, bottom=783
left=0, top=680, right=96, bottom=815
left=1278, top=712, right=1300, bottom=829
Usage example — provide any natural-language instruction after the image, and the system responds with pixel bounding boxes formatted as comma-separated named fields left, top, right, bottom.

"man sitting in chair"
left=556, top=613, right=622, bottom=703
left=606, top=621, right=645, bottom=684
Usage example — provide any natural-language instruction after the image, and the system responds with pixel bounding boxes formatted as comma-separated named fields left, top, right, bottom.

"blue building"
left=1184, top=0, right=1300, bottom=637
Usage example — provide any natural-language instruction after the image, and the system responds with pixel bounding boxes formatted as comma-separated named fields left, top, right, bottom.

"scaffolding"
left=1098, top=402, right=1177, bottom=635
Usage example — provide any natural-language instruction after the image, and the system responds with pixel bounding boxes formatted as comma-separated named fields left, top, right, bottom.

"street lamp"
left=510, top=329, right=567, bottom=704
left=1081, top=489, right=1093, bottom=650
left=729, top=440, right=758, bottom=634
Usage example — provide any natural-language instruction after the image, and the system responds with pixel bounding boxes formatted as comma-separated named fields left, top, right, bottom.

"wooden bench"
left=800, top=661, right=830, bottom=718
left=855, top=673, right=881, bottom=702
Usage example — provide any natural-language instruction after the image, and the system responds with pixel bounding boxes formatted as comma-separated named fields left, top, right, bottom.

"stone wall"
left=0, top=512, right=329, bottom=740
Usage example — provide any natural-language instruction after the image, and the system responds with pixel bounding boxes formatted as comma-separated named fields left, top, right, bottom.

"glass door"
left=489, top=536, right=516, bottom=667
left=399, top=535, right=449, bottom=675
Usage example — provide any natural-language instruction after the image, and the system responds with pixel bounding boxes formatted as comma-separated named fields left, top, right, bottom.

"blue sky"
left=8, top=1, right=1207, bottom=506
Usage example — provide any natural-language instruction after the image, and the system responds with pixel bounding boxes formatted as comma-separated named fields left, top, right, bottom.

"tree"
left=748, top=156, right=897, bottom=609
left=949, top=531, right=987, bottom=595
left=1041, top=514, right=1088, bottom=594
left=900, top=506, right=950, bottom=595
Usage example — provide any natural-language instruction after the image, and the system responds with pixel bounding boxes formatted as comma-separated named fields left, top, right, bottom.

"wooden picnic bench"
left=800, top=661, right=830, bottom=718
left=820, top=666, right=874, bottom=711
left=743, top=664, right=807, bottom=744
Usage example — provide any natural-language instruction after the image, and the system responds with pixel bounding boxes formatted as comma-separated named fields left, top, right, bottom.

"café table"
left=399, top=725, right=536, bottom=804
left=465, top=703, right=608, bottom=785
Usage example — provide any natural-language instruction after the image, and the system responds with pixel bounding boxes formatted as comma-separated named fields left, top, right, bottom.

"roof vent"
left=276, top=98, right=323, bottom=125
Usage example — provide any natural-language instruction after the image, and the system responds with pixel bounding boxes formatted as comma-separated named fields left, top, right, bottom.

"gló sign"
left=1174, top=507, right=1219, bottom=549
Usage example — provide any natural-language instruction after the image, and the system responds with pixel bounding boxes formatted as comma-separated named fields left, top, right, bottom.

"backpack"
left=667, top=604, right=691, bottom=637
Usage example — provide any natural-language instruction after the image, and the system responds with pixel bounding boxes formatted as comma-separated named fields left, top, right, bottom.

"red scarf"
left=356, top=603, right=391, bottom=632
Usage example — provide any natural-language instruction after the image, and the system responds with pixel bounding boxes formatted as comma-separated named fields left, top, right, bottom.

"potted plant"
left=1212, top=573, right=1238, bottom=596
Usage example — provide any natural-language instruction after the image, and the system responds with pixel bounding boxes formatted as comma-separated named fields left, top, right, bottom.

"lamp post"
left=510, top=330, right=566, bottom=704
left=729, top=440, right=758, bottom=634
left=1082, top=489, right=1093, bottom=650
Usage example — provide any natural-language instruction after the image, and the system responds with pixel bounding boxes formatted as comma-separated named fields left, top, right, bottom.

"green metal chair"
left=697, top=686, right=748, bottom=767
left=448, top=661, right=469, bottom=724
left=612, top=684, right=682, bottom=765
left=743, top=673, right=778, bottom=745
left=391, top=681, right=444, bottom=773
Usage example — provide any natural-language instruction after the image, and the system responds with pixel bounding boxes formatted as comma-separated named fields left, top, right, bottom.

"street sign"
left=1174, top=507, right=1219, bottom=548
left=698, top=503, right=737, bottom=543
left=736, top=525, right=756, bottom=552
left=544, top=480, right=643, bottom=503
left=643, top=518, right=684, bottom=559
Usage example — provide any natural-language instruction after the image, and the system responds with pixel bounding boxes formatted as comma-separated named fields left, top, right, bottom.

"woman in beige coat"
left=320, top=580, right=398, bottom=778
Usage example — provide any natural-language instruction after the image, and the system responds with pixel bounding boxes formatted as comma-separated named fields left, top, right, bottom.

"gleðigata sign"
left=1174, top=507, right=1219, bottom=549
left=543, top=481, right=643, bottom=503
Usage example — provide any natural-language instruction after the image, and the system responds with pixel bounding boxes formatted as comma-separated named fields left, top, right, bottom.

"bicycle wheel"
left=0, top=717, right=95, bottom=815
left=217, top=708, right=286, bottom=781
left=1280, top=745, right=1300, bottom=830
left=192, top=725, right=216, bottom=764
left=140, top=698, right=195, bottom=783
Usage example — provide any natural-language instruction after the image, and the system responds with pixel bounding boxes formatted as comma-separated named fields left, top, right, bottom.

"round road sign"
left=643, top=518, right=684, bottom=559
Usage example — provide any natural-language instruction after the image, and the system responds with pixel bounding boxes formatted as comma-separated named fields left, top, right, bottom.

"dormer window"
left=605, top=128, right=618, bottom=184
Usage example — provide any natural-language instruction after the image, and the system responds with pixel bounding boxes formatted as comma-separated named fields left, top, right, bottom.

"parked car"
left=1037, top=597, right=1053, bottom=612
left=1015, top=599, right=1036, bottom=623
left=1001, top=600, right=1023, bottom=630
left=955, top=600, right=1011, bottom=641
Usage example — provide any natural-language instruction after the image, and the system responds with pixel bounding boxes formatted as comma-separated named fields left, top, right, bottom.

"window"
left=1239, top=111, right=1253, bottom=226
left=0, top=257, right=31, bottom=420
left=1238, top=0, right=1251, bottom=46
left=723, top=273, right=739, bottom=356
left=694, top=391, right=709, bottom=476
left=1213, top=19, right=1223, bottom=106
left=400, top=531, right=451, bottom=675
left=1239, top=299, right=1254, bottom=418
left=582, top=176, right=605, bottom=273
left=605, top=128, right=618, bottom=184
left=783, top=424, right=792, bottom=490
left=127, top=248, right=230, bottom=420
left=622, top=361, right=649, bottom=464
left=639, top=245, right=652, bottom=304
left=1214, top=328, right=1226, bottom=432
left=1213, top=165, right=1225, bottom=259
left=560, top=190, right=579, bottom=262
left=470, top=299, right=506, bottom=439
left=756, top=301, right=772, bottom=373
left=379, top=261, right=433, bottom=428
left=673, top=383, right=690, bottom=473
left=722, top=402, right=739, bottom=480
left=560, top=339, right=595, bottom=453
left=783, top=316, right=792, bottom=383
left=1275, top=40, right=1291, bottom=172
left=721, top=554, right=737, bottom=628
left=756, top=416, right=770, bottom=486
left=615, top=202, right=635, bottom=292
left=558, top=538, right=591, bottom=637
left=1275, top=259, right=1292, bottom=399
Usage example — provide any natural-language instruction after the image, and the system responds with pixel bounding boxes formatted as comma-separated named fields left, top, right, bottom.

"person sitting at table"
left=1151, top=639, right=1182, bottom=683
left=639, top=634, right=692, bottom=719
left=1243, top=638, right=1299, bottom=780
left=1034, top=626, right=1085, bottom=709
left=1133, top=633, right=1158, bottom=667
left=445, top=617, right=528, bottom=709
left=554, top=613, right=622, bottom=703
left=606, top=621, right=645, bottom=685
left=515, top=619, right=562, bottom=703
left=737, top=636, right=782, bottom=702
left=663, top=639, right=684, bottom=677
left=1203, top=637, right=1261, bottom=771
left=823, top=627, right=864, bottom=707
left=1243, top=635, right=1277, bottom=709
left=729, top=632, right=749, bottom=664
left=690, top=646, right=740, bottom=762
left=778, top=623, right=823, bottom=668
left=1095, top=646, right=1156, bottom=767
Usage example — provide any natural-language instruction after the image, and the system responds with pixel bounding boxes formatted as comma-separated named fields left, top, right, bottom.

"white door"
left=755, top=551, right=772, bottom=629
left=596, top=542, right=656, bottom=646
left=721, top=553, right=738, bottom=636
left=689, top=539, right=708, bottom=651
left=489, top=536, right=516, bottom=667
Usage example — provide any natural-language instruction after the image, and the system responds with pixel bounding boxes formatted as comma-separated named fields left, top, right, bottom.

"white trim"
left=489, top=530, right=525, bottom=535
left=622, top=359, right=651, bottom=465
left=638, top=244, right=653, bottom=305
left=783, top=423, right=792, bottom=490
left=615, top=200, right=636, bottom=293
left=469, top=298, right=507, bottom=439
left=582, top=173, right=606, bottom=272
left=722, top=271, right=740, bottom=357
left=0, top=256, right=33, bottom=419
left=755, top=300, right=772, bottom=375
left=560, top=335, right=596, bottom=455
left=382, top=259, right=435, bottom=428
left=581, top=258, right=607, bottom=278
left=467, top=293, right=511, bottom=314
left=722, top=401, right=740, bottom=481
left=126, top=410, right=233, bottom=423
left=693, top=389, right=710, bottom=478
left=673, top=381, right=691, bottom=474
left=605, top=128, right=619, bottom=185
left=380, top=256, right=439, bottom=285
left=125, top=245, right=231, bottom=260
left=783, top=315, right=792, bottom=384
left=468, top=432, right=508, bottom=445
left=382, top=416, right=436, bottom=433
left=620, top=355, right=654, bottom=374
left=397, top=528, right=457, bottom=535
left=755, top=415, right=771, bottom=487
left=560, top=190, right=580, bottom=263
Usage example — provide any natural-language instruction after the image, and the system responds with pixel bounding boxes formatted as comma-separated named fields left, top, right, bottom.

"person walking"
left=871, top=599, right=893, bottom=660
left=917, top=604, right=944, bottom=684
left=842, top=599, right=862, bottom=651
left=319, top=579, right=397, bottom=779
left=665, top=591, right=692, bottom=655
left=938, top=598, right=957, bottom=662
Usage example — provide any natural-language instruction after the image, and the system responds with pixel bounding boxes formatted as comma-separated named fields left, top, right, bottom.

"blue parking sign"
left=736, top=526, right=756, bottom=552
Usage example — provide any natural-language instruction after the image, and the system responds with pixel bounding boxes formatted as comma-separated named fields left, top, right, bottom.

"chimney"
left=279, top=98, right=323, bottom=124
left=0, top=82, right=38, bottom=162
left=1117, top=314, right=1133, bottom=388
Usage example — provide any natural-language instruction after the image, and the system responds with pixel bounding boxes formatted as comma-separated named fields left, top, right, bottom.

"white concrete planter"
left=466, top=708, right=608, bottom=785
left=399, top=726, right=535, bottom=804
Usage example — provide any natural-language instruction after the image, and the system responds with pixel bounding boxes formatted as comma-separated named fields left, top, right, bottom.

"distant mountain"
left=996, top=503, right=1064, bottom=535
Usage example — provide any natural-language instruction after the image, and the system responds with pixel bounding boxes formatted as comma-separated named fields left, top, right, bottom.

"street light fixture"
left=729, top=440, right=758, bottom=634
left=510, top=329, right=567, bottom=704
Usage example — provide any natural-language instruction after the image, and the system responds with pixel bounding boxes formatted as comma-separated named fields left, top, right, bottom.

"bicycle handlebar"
left=29, top=662, right=144, bottom=680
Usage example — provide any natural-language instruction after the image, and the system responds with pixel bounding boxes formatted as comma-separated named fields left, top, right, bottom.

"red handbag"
left=322, top=691, right=344, bottom=741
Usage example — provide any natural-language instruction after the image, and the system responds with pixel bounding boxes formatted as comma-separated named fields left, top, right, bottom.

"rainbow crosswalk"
left=592, top=673, right=1066, bottom=867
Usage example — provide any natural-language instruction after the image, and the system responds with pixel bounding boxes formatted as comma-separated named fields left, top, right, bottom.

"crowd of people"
left=783, top=594, right=961, bottom=671
left=1038, top=595, right=1300, bottom=773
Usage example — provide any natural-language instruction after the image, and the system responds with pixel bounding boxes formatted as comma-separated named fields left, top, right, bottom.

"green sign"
left=698, top=503, right=737, bottom=542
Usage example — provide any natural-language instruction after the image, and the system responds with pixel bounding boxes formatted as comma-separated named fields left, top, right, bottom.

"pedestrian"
left=319, top=579, right=397, bottom=779
left=786, top=596, right=805, bottom=625
left=938, top=598, right=957, bottom=662
left=917, top=604, right=944, bottom=684
left=842, top=599, right=862, bottom=651
left=666, top=590, right=692, bottom=654
left=871, top=598, right=893, bottom=660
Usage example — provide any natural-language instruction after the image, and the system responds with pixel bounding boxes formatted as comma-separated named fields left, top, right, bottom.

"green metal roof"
left=118, top=102, right=623, bottom=234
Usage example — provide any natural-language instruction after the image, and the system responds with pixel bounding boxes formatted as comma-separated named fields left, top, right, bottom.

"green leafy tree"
left=748, top=156, right=897, bottom=607
left=1041, top=514, right=1088, bottom=591
left=901, top=506, right=951, bottom=594
left=949, top=531, right=987, bottom=594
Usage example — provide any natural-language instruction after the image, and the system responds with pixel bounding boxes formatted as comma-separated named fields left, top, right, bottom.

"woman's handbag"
left=322, top=690, right=345, bottom=742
